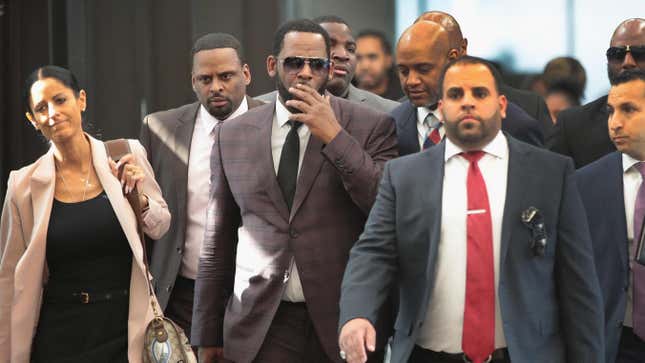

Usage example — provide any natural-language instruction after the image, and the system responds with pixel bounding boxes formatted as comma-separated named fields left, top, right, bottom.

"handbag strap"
left=104, top=139, right=162, bottom=318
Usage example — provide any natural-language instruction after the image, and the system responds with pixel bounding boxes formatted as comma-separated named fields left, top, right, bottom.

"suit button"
left=166, top=285, right=173, bottom=292
left=617, top=320, right=624, bottom=328
left=283, top=270, right=290, bottom=283
left=625, top=285, right=629, bottom=292
left=289, top=229, right=299, bottom=238
left=176, top=247, right=183, bottom=254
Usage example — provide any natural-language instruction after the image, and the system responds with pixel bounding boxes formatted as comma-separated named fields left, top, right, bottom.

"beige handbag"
left=105, top=139, right=197, bottom=363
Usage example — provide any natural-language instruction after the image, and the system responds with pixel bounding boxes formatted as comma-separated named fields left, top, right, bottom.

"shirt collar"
left=417, top=106, right=443, bottom=125
left=444, top=131, right=508, bottom=162
left=275, top=96, right=293, bottom=128
left=623, top=152, right=643, bottom=173
left=197, top=97, right=249, bottom=135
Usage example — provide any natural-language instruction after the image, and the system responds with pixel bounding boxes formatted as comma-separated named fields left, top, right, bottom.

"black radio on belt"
left=521, top=206, right=547, bottom=257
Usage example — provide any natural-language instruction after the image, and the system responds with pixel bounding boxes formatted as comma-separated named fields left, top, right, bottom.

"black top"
left=31, top=191, right=132, bottom=363
left=45, top=191, right=132, bottom=291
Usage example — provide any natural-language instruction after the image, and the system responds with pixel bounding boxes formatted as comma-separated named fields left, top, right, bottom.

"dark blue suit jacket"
left=576, top=151, right=630, bottom=363
left=391, top=100, right=544, bottom=156
left=340, top=136, right=604, bottom=362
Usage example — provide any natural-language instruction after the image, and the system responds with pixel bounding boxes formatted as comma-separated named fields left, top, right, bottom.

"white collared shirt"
left=417, top=107, right=445, bottom=149
left=417, top=131, right=509, bottom=352
left=622, top=153, right=643, bottom=327
left=271, top=98, right=311, bottom=302
left=181, top=98, right=249, bottom=280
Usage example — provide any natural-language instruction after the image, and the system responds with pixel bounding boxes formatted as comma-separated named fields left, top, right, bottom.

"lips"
left=333, top=64, right=349, bottom=77
left=208, top=97, right=229, bottom=107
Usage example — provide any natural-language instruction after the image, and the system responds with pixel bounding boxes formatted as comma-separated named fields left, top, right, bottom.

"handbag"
left=105, top=139, right=197, bottom=363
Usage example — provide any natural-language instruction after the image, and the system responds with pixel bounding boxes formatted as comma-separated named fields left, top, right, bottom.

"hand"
left=108, top=154, right=145, bottom=195
left=198, top=346, right=224, bottom=363
left=285, top=83, right=342, bottom=144
left=338, top=318, right=376, bottom=363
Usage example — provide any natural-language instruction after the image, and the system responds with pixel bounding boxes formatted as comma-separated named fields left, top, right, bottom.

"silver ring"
left=339, top=350, right=347, bottom=360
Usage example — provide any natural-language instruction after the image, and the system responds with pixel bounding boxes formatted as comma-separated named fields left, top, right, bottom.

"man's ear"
left=499, top=94, right=508, bottom=119
left=242, top=64, right=252, bottom=86
left=267, top=55, right=277, bottom=78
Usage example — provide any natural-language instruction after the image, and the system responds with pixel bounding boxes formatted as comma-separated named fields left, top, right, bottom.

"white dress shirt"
left=622, top=153, right=643, bottom=327
left=271, top=98, right=311, bottom=302
left=417, top=131, right=509, bottom=352
left=417, top=106, right=445, bottom=150
left=180, top=98, right=248, bottom=279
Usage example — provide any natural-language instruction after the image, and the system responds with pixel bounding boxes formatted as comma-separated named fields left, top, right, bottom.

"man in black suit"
left=548, top=18, right=645, bottom=168
left=415, top=11, right=553, bottom=135
left=392, top=21, right=543, bottom=157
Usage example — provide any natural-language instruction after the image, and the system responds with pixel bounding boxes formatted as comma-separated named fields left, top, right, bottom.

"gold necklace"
left=55, top=154, right=93, bottom=202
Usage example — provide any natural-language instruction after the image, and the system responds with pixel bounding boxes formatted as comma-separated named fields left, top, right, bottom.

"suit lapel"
left=28, top=149, right=56, bottom=281
left=259, top=101, right=291, bottom=222
left=173, top=103, right=199, bottom=225
left=289, top=97, right=347, bottom=220
left=609, top=152, right=629, bottom=268
left=399, top=102, right=420, bottom=155
left=499, top=137, right=530, bottom=270
left=90, top=137, right=147, bottom=268
left=424, top=143, right=445, bottom=290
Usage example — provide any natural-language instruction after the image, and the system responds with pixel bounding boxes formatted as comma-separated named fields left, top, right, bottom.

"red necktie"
left=461, top=151, right=495, bottom=363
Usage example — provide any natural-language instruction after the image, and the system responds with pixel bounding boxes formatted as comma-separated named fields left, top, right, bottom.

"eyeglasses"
left=606, top=45, right=645, bottom=63
left=279, top=57, right=331, bottom=75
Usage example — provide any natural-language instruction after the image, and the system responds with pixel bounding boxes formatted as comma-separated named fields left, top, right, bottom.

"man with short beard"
left=256, top=16, right=399, bottom=114
left=549, top=18, right=645, bottom=168
left=191, top=19, right=397, bottom=363
left=355, top=30, right=403, bottom=101
left=338, top=56, right=603, bottom=363
left=139, top=33, right=263, bottom=340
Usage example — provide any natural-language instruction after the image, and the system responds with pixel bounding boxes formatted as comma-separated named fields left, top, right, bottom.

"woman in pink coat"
left=0, top=65, right=171, bottom=362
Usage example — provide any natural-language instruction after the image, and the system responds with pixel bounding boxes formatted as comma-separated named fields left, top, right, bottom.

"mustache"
left=459, top=114, right=483, bottom=122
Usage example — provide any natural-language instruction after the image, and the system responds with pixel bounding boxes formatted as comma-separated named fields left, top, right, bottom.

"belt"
left=43, top=288, right=129, bottom=304
left=413, top=345, right=509, bottom=363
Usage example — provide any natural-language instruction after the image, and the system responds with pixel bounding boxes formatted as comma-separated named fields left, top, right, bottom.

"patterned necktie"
left=461, top=151, right=495, bottom=363
left=632, top=162, right=645, bottom=339
left=422, top=113, right=442, bottom=150
left=277, top=121, right=302, bottom=211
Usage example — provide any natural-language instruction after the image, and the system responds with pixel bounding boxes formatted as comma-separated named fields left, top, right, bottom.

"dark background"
left=0, top=0, right=396, bottom=206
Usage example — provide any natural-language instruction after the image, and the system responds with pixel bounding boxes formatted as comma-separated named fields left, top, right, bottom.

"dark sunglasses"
left=280, top=57, right=331, bottom=74
left=606, top=45, right=645, bottom=63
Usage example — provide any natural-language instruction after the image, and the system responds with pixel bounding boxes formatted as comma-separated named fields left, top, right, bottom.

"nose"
left=297, top=61, right=314, bottom=80
left=210, top=78, right=224, bottom=93
left=608, top=112, right=622, bottom=132
left=48, top=103, right=56, bottom=117
left=622, top=51, right=637, bottom=70
left=404, top=71, right=421, bottom=88
left=460, top=92, right=476, bottom=110
left=332, top=45, right=349, bottom=62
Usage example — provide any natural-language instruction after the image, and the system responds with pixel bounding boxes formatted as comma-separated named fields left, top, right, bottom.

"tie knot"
left=424, top=113, right=441, bottom=129
left=461, top=151, right=485, bottom=163
left=636, top=162, right=645, bottom=177
left=288, top=120, right=303, bottom=130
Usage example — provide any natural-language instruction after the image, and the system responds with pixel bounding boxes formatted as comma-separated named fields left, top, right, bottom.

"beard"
left=276, top=75, right=327, bottom=114
left=443, top=110, right=502, bottom=147
left=607, top=63, right=621, bottom=85
left=205, top=95, right=233, bottom=120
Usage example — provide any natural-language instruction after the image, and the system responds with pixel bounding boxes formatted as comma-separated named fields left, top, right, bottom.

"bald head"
left=611, top=18, right=645, bottom=46
left=396, top=21, right=457, bottom=107
left=415, top=11, right=467, bottom=56
left=607, top=18, right=645, bottom=85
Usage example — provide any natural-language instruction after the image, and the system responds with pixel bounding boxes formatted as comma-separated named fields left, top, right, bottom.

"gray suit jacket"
left=255, top=84, right=399, bottom=114
left=339, top=136, right=604, bottom=363
left=139, top=96, right=263, bottom=309
left=191, top=96, right=398, bottom=363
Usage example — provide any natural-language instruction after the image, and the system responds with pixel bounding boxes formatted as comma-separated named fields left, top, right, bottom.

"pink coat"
left=0, top=135, right=171, bottom=363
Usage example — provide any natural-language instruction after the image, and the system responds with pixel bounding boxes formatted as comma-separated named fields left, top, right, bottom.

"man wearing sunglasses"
left=549, top=18, right=645, bottom=169
left=192, top=19, right=397, bottom=363
left=256, top=16, right=399, bottom=114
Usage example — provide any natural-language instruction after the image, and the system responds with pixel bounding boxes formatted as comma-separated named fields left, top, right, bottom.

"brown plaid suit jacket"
left=191, top=95, right=398, bottom=363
